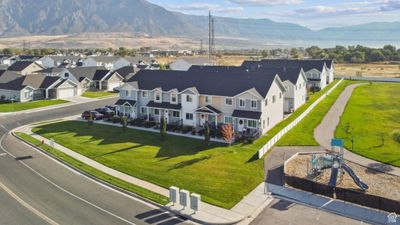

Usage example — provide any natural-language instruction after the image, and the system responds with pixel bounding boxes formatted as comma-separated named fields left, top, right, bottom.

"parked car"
left=105, top=105, right=116, bottom=111
left=95, top=107, right=115, bottom=118
left=81, top=111, right=104, bottom=120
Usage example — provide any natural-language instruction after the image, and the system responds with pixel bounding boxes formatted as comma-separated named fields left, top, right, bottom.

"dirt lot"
left=285, top=153, right=400, bottom=201
left=336, top=63, right=400, bottom=77
left=156, top=55, right=252, bottom=66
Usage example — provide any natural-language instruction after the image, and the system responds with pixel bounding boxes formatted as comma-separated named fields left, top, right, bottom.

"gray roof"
left=46, top=55, right=82, bottom=62
left=128, top=69, right=281, bottom=98
left=232, top=110, right=262, bottom=120
left=36, top=68, right=66, bottom=74
left=242, top=59, right=328, bottom=73
left=114, top=66, right=138, bottom=79
left=147, top=101, right=182, bottom=110
left=22, top=75, right=61, bottom=89
left=67, top=67, right=109, bottom=81
left=7, top=61, right=36, bottom=72
left=188, top=65, right=304, bottom=84
left=0, top=70, right=22, bottom=84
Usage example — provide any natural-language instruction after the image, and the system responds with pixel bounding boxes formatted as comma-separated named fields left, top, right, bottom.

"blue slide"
left=342, top=163, right=369, bottom=191
left=328, top=167, right=339, bottom=187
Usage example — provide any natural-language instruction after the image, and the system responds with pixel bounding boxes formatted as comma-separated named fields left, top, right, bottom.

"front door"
left=238, top=119, right=245, bottom=132
left=200, top=114, right=206, bottom=126
left=164, top=110, right=169, bottom=124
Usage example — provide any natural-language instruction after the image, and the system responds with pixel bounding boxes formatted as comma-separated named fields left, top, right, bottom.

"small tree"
left=88, top=112, right=93, bottom=127
left=221, top=124, right=234, bottom=146
left=121, top=116, right=128, bottom=132
left=160, top=116, right=167, bottom=140
left=204, top=123, right=210, bottom=146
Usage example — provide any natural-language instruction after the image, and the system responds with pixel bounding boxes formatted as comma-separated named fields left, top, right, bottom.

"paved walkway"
left=16, top=124, right=273, bottom=225
left=314, top=83, right=400, bottom=176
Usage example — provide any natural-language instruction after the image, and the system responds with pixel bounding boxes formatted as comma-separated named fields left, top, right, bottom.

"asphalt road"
left=0, top=98, right=190, bottom=225
left=251, top=199, right=365, bottom=225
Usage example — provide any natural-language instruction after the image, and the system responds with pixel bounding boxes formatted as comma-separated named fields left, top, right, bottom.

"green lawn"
left=277, top=80, right=359, bottom=146
left=335, top=83, right=400, bottom=167
left=0, top=100, right=69, bottom=113
left=258, top=80, right=339, bottom=145
left=32, top=121, right=265, bottom=209
left=15, top=132, right=169, bottom=205
left=82, top=91, right=117, bottom=99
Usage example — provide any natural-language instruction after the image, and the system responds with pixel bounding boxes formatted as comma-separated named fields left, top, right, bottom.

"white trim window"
left=186, top=95, right=193, bottom=103
left=142, top=91, right=148, bottom=98
left=205, top=95, right=212, bottom=104
left=250, top=100, right=257, bottom=109
left=185, top=113, right=193, bottom=120
left=154, top=91, right=161, bottom=102
left=248, top=120, right=257, bottom=128
left=154, top=108, right=160, bottom=116
left=125, top=90, right=130, bottom=97
left=265, top=99, right=268, bottom=106
left=141, top=107, right=147, bottom=114
left=171, top=93, right=177, bottom=104
left=172, top=111, right=180, bottom=118
left=224, top=116, right=233, bottom=124
left=279, top=92, right=282, bottom=99
left=272, top=95, right=276, bottom=103
left=239, top=99, right=246, bottom=108
left=225, top=97, right=233, bottom=106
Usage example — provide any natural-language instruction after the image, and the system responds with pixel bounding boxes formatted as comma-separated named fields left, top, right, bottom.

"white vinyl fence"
left=258, top=79, right=344, bottom=159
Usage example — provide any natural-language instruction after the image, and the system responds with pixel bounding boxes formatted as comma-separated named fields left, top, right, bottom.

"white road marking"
left=0, top=153, right=7, bottom=157
left=0, top=124, right=8, bottom=131
left=0, top=181, right=59, bottom=225
left=1, top=132, right=141, bottom=225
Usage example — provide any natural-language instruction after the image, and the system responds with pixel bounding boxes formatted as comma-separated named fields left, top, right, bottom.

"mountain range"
left=0, top=0, right=399, bottom=47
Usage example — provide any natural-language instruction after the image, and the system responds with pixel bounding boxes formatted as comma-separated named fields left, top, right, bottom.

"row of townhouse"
left=116, top=69, right=288, bottom=136
left=114, top=59, right=334, bottom=136
left=242, top=59, right=334, bottom=90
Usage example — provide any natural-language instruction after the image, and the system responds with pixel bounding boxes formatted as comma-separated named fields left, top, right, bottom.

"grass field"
left=335, top=83, right=400, bottom=167
left=81, top=91, right=117, bottom=99
left=277, top=80, right=358, bottom=146
left=15, top=132, right=169, bottom=205
left=336, top=63, right=400, bottom=77
left=32, top=121, right=265, bottom=209
left=0, top=100, right=69, bottom=112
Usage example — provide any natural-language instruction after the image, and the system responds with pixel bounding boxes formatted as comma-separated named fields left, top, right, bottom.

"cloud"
left=293, top=0, right=400, bottom=17
left=228, top=0, right=302, bottom=6
left=167, top=3, right=243, bottom=13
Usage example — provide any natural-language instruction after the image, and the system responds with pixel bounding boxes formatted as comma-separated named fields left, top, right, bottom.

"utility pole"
left=208, top=11, right=212, bottom=61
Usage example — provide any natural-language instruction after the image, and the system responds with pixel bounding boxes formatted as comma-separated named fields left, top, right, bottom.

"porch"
left=195, top=105, right=221, bottom=127
left=115, top=99, right=137, bottom=119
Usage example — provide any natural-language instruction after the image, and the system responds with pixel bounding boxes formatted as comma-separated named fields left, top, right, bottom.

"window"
left=155, top=92, right=161, bottom=102
left=279, top=92, right=282, bottom=99
left=248, top=120, right=257, bottom=128
left=251, top=100, right=257, bottom=109
left=263, top=120, right=266, bottom=129
left=171, top=93, right=177, bottom=103
left=154, top=109, right=160, bottom=116
left=186, top=113, right=193, bottom=120
left=267, top=117, right=270, bottom=126
left=186, top=95, right=193, bottom=103
left=172, top=111, right=180, bottom=118
left=205, top=95, right=212, bottom=104
left=272, top=95, right=276, bottom=103
left=265, top=99, right=268, bottom=106
left=24, top=92, right=30, bottom=98
left=64, top=72, right=69, bottom=78
left=125, top=90, right=130, bottom=97
left=239, top=99, right=246, bottom=108
left=142, top=91, right=148, bottom=98
left=224, top=116, right=233, bottom=124
left=225, top=98, right=233, bottom=106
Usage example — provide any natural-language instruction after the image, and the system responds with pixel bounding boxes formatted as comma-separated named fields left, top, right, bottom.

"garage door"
left=107, top=82, right=120, bottom=91
left=58, top=88, right=76, bottom=98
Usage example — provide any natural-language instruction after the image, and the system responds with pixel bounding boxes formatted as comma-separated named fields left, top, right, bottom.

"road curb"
left=12, top=131, right=243, bottom=225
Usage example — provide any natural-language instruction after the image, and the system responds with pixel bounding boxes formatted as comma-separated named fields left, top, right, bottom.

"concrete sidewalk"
left=16, top=125, right=273, bottom=225
left=314, top=83, right=400, bottom=176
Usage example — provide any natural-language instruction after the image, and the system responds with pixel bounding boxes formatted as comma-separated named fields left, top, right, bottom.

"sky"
left=147, top=0, right=400, bottom=30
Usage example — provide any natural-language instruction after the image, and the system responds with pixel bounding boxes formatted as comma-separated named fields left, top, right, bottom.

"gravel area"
left=285, top=153, right=400, bottom=201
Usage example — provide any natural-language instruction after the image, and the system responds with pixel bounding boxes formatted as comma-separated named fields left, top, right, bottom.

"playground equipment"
left=309, top=139, right=369, bottom=191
